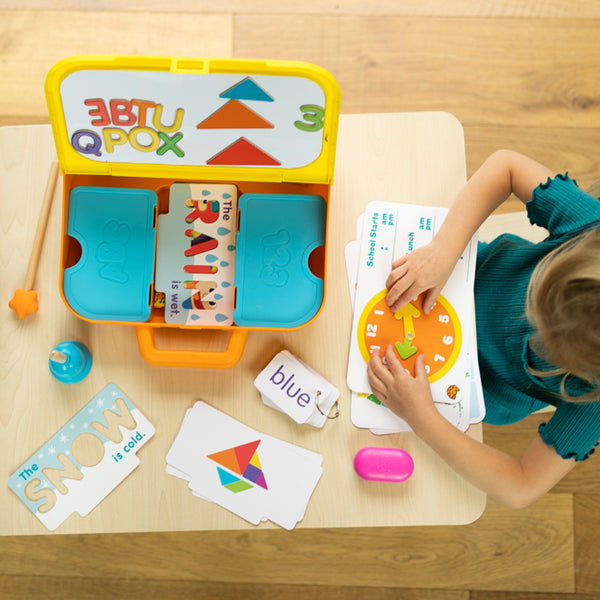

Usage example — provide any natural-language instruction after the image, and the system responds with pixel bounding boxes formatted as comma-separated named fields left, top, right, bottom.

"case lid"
left=233, top=193, right=326, bottom=328
left=45, top=55, right=340, bottom=184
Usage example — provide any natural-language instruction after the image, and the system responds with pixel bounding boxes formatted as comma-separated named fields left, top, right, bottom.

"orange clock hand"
left=394, top=302, right=421, bottom=341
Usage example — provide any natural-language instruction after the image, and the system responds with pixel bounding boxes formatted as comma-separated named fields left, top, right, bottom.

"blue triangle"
left=220, top=78, right=274, bottom=102
left=216, top=466, right=242, bottom=486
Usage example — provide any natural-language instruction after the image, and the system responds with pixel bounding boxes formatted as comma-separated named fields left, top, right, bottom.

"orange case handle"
left=135, top=325, right=248, bottom=369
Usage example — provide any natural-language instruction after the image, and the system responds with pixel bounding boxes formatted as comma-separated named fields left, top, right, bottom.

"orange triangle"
left=197, top=100, right=274, bottom=129
left=207, top=448, right=242, bottom=475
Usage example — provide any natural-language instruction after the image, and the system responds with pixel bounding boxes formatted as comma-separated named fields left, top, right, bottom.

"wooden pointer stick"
left=9, top=161, right=60, bottom=318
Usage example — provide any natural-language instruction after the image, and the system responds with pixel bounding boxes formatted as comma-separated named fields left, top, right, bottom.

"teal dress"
left=475, top=174, right=600, bottom=461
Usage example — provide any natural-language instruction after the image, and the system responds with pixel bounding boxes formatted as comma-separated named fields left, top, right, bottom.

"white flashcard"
left=345, top=203, right=485, bottom=435
left=8, top=384, right=155, bottom=531
left=166, top=401, right=323, bottom=529
left=254, top=350, right=339, bottom=427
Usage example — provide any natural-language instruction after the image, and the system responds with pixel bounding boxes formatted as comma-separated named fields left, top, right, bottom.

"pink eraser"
left=353, top=447, right=414, bottom=482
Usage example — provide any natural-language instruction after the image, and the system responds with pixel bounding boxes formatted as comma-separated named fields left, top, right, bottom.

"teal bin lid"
left=64, top=186, right=157, bottom=322
left=233, top=193, right=326, bottom=328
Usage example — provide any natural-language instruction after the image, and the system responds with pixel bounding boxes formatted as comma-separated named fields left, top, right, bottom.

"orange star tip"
left=8, top=289, right=39, bottom=319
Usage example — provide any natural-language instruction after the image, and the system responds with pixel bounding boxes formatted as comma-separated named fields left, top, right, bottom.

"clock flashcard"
left=347, top=202, right=478, bottom=408
left=166, top=402, right=323, bottom=530
left=155, top=183, right=238, bottom=325
left=8, top=384, right=155, bottom=531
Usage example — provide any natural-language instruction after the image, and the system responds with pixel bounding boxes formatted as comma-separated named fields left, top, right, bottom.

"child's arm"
left=386, top=150, right=556, bottom=314
left=368, top=346, right=577, bottom=508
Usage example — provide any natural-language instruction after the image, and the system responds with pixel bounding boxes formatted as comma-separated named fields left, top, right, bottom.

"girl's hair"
left=526, top=227, right=600, bottom=403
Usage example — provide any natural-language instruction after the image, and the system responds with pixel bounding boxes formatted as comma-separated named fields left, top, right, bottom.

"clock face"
left=357, top=291, right=462, bottom=383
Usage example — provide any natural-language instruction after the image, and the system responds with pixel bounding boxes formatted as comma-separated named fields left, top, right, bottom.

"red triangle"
left=234, top=440, right=261, bottom=472
left=197, top=100, right=274, bottom=129
left=207, top=137, right=281, bottom=166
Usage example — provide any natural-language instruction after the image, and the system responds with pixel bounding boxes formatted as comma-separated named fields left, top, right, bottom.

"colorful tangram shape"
left=207, top=440, right=268, bottom=493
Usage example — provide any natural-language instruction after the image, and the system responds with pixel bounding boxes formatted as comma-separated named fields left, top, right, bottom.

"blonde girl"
left=367, top=150, right=600, bottom=508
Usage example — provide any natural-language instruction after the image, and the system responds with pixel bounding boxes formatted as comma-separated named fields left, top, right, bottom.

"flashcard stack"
left=8, top=384, right=155, bottom=531
left=155, top=183, right=238, bottom=326
left=166, top=402, right=323, bottom=530
left=254, top=350, right=340, bottom=427
left=345, top=202, right=485, bottom=434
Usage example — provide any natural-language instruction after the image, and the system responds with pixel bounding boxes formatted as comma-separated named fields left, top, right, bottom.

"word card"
left=8, top=384, right=155, bottom=531
left=155, top=183, right=238, bottom=325
left=166, top=402, right=322, bottom=530
left=345, top=202, right=485, bottom=434
left=254, top=350, right=339, bottom=427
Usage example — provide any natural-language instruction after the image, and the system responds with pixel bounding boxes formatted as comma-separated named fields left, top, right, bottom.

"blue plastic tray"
left=64, top=186, right=157, bottom=322
left=233, top=193, right=326, bottom=328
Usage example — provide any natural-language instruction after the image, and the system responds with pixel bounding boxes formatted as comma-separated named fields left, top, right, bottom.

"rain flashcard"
left=155, top=183, right=238, bottom=325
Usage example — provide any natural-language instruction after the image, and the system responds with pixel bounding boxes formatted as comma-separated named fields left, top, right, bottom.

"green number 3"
left=294, top=104, right=325, bottom=132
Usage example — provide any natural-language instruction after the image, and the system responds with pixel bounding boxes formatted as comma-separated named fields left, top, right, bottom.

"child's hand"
left=385, top=241, right=454, bottom=314
left=367, top=346, right=437, bottom=432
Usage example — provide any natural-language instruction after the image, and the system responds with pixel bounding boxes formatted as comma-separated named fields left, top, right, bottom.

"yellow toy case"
left=45, top=55, right=340, bottom=368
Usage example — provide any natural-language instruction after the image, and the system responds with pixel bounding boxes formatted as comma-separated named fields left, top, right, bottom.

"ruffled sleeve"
left=538, top=398, right=600, bottom=461
left=526, top=173, right=600, bottom=238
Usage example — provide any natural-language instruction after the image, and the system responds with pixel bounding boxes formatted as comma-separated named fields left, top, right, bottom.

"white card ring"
left=315, top=391, right=340, bottom=419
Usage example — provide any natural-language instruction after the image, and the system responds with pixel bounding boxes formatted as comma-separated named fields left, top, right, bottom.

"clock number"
left=442, top=335, right=453, bottom=345
left=439, top=314, right=450, bottom=323
left=434, top=354, right=446, bottom=362
left=369, top=344, right=381, bottom=355
left=366, top=323, right=378, bottom=338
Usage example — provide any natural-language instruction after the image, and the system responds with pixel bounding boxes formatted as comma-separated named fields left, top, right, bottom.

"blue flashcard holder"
left=234, top=193, right=326, bottom=328
left=64, top=186, right=157, bottom=322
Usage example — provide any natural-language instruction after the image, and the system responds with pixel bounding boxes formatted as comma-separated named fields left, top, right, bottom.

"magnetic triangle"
left=234, top=440, right=261, bottom=472
left=255, top=471, right=268, bottom=490
left=207, top=448, right=242, bottom=475
left=220, top=77, right=274, bottom=102
left=216, top=465, right=242, bottom=487
left=207, top=137, right=281, bottom=166
left=197, top=100, right=274, bottom=129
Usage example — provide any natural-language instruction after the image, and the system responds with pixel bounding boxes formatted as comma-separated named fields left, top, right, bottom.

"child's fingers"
left=386, top=263, right=410, bottom=292
left=413, top=353, right=429, bottom=383
left=422, top=288, right=441, bottom=315
left=390, top=255, right=408, bottom=270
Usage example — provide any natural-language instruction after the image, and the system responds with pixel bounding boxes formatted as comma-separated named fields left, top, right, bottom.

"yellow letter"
left=152, top=104, right=184, bottom=134
left=128, top=127, right=161, bottom=152
left=102, top=128, right=128, bottom=153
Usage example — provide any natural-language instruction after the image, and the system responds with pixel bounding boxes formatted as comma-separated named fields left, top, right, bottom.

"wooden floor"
left=1, top=2, right=600, bottom=598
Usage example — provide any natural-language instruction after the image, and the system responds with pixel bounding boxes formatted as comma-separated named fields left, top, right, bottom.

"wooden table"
left=0, top=113, right=486, bottom=535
